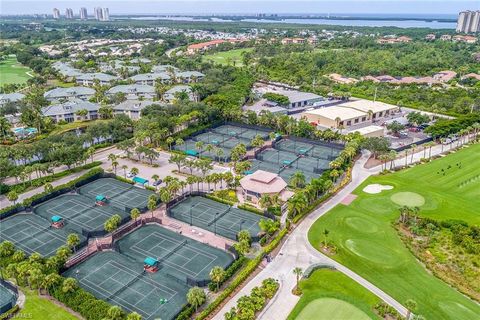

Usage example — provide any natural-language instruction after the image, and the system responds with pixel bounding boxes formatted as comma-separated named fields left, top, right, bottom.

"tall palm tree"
left=121, top=165, right=128, bottom=178
left=287, top=192, right=308, bottom=219
left=293, top=267, right=303, bottom=288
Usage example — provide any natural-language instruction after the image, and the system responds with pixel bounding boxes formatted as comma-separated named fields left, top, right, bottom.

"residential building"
left=102, top=8, right=110, bottom=21
left=106, top=84, right=155, bottom=100
left=52, top=61, right=82, bottom=79
left=376, top=36, right=412, bottom=44
left=65, top=8, right=74, bottom=19
left=328, top=73, right=358, bottom=84
left=44, top=87, right=95, bottom=102
left=79, top=8, right=87, bottom=20
left=53, top=8, right=60, bottom=19
left=350, top=125, right=385, bottom=138
left=281, top=37, right=306, bottom=45
left=432, top=70, right=457, bottom=82
left=186, top=39, right=245, bottom=54
left=113, top=100, right=157, bottom=120
left=239, top=170, right=292, bottom=206
left=42, top=99, right=100, bottom=123
left=176, top=71, right=205, bottom=83
left=151, top=65, right=179, bottom=73
left=130, top=73, right=170, bottom=86
left=75, top=73, right=118, bottom=86
left=456, top=11, right=480, bottom=33
left=453, top=35, right=478, bottom=43
left=0, top=93, right=25, bottom=107
left=163, top=85, right=194, bottom=103
left=130, top=58, right=151, bottom=64
left=440, top=34, right=452, bottom=41
left=94, top=7, right=103, bottom=21
left=425, top=34, right=436, bottom=41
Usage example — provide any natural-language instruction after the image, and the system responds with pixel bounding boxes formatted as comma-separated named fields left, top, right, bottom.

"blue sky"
left=1, top=1, right=479, bottom=15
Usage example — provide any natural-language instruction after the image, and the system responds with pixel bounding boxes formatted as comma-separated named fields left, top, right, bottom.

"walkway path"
left=214, top=137, right=476, bottom=320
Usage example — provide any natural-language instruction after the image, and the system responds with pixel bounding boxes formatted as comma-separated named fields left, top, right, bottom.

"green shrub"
left=205, top=194, right=235, bottom=206
left=238, top=204, right=264, bottom=215
left=208, top=256, right=247, bottom=292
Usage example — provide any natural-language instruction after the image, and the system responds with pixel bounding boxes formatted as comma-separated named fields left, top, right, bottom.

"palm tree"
left=323, top=229, right=330, bottom=247
left=111, top=160, right=119, bottom=174
left=130, top=167, right=139, bottom=176
left=293, top=267, right=303, bottom=288
left=409, top=144, right=417, bottom=164
left=66, top=234, right=80, bottom=253
left=209, top=266, right=225, bottom=292
left=126, top=312, right=142, bottom=320
left=258, top=194, right=272, bottom=210
left=41, top=273, right=61, bottom=295
left=287, top=192, right=308, bottom=219
left=186, top=287, right=206, bottom=311
left=121, top=165, right=128, bottom=178
left=289, top=171, right=306, bottom=189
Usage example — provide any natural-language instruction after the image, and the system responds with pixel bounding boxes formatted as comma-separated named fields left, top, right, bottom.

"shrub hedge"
left=0, top=305, right=19, bottom=320
left=195, top=228, right=287, bottom=320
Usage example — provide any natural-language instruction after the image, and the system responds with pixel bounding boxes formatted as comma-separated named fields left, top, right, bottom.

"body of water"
left=130, top=16, right=456, bottom=29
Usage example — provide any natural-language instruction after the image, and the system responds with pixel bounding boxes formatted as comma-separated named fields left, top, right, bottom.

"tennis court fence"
left=0, top=279, right=17, bottom=314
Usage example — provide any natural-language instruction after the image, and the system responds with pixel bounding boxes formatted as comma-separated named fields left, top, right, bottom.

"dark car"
left=152, top=179, right=162, bottom=186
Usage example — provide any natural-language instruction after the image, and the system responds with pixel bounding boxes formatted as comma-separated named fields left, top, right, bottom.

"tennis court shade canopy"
left=133, top=177, right=148, bottom=185
left=51, top=215, right=62, bottom=222
left=185, top=149, right=198, bottom=156
left=144, top=257, right=158, bottom=266
left=96, top=195, right=106, bottom=201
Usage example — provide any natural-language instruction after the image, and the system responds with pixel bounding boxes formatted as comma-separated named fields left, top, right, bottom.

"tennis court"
left=0, top=213, right=84, bottom=257
left=168, top=196, right=265, bottom=240
left=0, top=282, right=16, bottom=314
left=79, top=178, right=154, bottom=210
left=63, top=251, right=188, bottom=320
left=34, top=194, right=129, bottom=235
left=117, top=225, right=234, bottom=283
left=252, top=137, right=344, bottom=183
left=173, top=124, right=272, bottom=161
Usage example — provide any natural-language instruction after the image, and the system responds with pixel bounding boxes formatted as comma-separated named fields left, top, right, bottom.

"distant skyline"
left=1, top=1, right=480, bottom=16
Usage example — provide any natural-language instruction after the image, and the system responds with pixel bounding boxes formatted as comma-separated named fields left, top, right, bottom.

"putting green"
left=345, top=239, right=401, bottom=266
left=345, top=217, right=378, bottom=233
left=295, top=298, right=372, bottom=320
left=357, top=197, right=394, bottom=214
left=390, top=192, right=425, bottom=207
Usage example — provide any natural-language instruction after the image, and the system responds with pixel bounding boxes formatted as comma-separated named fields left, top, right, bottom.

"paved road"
left=214, top=138, right=475, bottom=320
left=0, top=147, right=123, bottom=209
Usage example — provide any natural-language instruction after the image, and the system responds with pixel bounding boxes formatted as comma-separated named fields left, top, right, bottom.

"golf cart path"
left=214, top=138, right=472, bottom=320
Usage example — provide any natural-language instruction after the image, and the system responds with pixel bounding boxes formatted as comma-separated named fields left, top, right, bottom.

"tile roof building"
left=42, top=99, right=100, bottom=123
left=43, top=86, right=95, bottom=102
left=106, top=84, right=155, bottom=100
left=75, top=73, right=118, bottom=86
left=113, top=100, right=157, bottom=120
left=239, top=170, right=292, bottom=205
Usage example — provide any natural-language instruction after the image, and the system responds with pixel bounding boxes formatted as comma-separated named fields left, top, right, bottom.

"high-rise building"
left=53, top=8, right=60, bottom=19
left=456, top=11, right=480, bottom=33
left=102, top=8, right=110, bottom=21
left=65, top=8, right=74, bottom=19
left=80, top=7, right=88, bottom=20
left=94, top=7, right=103, bottom=21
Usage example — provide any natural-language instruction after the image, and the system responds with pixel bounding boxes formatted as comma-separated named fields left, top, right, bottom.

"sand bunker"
left=363, top=184, right=393, bottom=194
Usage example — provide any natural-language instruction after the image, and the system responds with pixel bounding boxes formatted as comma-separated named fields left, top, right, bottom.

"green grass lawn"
left=21, top=289, right=78, bottom=320
left=308, top=144, right=480, bottom=320
left=0, top=55, right=33, bottom=85
left=203, top=48, right=253, bottom=67
left=288, top=269, right=381, bottom=320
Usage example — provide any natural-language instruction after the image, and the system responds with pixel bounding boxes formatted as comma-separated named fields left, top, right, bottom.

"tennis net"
left=160, top=240, right=188, bottom=261
left=208, top=206, right=230, bottom=226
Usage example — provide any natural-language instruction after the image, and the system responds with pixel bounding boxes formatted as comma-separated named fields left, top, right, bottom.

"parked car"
left=152, top=179, right=162, bottom=186
left=127, top=171, right=136, bottom=178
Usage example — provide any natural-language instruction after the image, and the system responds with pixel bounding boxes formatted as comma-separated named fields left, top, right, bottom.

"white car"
left=127, top=172, right=136, bottom=178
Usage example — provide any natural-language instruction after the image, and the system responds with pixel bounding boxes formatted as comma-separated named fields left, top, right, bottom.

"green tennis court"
left=168, top=196, right=264, bottom=240
left=0, top=282, right=16, bottom=314
left=173, top=124, right=271, bottom=161
left=63, top=251, right=188, bottom=320
left=34, top=194, right=129, bottom=235
left=78, top=178, right=154, bottom=210
left=117, top=225, right=234, bottom=283
left=0, top=213, right=85, bottom=257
